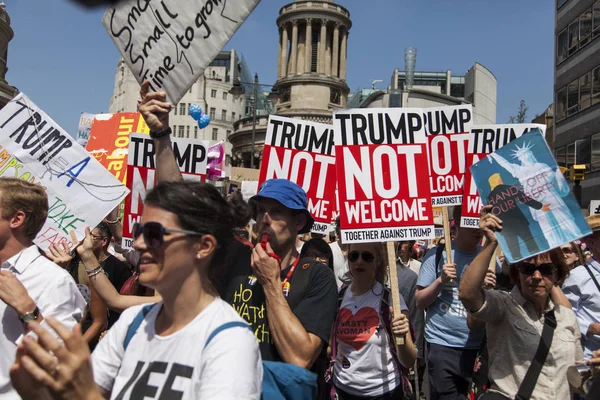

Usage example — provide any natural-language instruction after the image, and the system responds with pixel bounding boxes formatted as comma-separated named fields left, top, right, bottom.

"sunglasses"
left=132, top=222, right=205, bottom=249
left=561, top=247, right=574, bottom=255
left=516, top=262, right=556, bottom=276
left=348, top=251, right=375, bottom=263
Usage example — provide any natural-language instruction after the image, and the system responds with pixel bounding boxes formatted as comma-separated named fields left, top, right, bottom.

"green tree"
left=508, top=100, right=529, bottom=123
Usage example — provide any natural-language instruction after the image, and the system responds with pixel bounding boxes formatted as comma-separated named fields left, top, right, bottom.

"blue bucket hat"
left=250, top=179, right=315, bottom=234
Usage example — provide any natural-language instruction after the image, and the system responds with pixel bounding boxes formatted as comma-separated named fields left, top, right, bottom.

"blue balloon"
left=189, top=104, right=202, bottom=120
left=198, top=114, right=211, bottom=129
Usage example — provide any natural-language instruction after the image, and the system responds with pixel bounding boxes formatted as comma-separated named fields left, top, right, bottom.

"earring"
left=196, top=254, right=202, bottom=259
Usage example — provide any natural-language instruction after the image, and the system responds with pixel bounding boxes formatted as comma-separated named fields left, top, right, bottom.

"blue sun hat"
left=250, top=179, right=315, bottom=233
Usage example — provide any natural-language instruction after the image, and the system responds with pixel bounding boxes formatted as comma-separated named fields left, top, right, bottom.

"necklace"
left=98, top=254, right=109, bottom=264
left=349, top=285, right=372, bottom=310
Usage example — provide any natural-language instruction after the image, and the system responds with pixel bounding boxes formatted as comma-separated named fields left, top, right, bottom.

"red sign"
left=122, top=133, right=208, bottom=248
left=424, top=105, right=473, bottom=206
left=333, top=108, right=434, bottom=243
left=461, top=123, right=547, bottom=228
left=258, top=116, right=337, bottom=234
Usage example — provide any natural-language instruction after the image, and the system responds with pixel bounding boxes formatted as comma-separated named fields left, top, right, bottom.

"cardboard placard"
left=0, top=94, right=129, bottom=250
left=461, top=123, right=546, bottom=228
left=76, top=112, right=96, bottom=147
left=102, top=0, right=261, bottom=104
left=122, top=133, right=208, bottom=248
left=258, top=116, right=337, bottom=234
left=470, top=130, right=590, bottom=263
left=333, top=108, right=434, bottom=243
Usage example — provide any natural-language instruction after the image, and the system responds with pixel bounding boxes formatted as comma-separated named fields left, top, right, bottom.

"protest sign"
left=589, top=200, right=600, bottom=215
left=226, top=180, right=242, bottom=196
left=122, top=133, right=208, bottom=248
left=0, top=93, right=129, bottom=250
left=258, top=115, right=337, bottom=234
left=470, top=129, right=590, bottom=263
left=86, top=112, right=149, bottom=185
left=77, top=112, right=96, bottom=147
left=461, top=123, right=546, bottom=228
left=424, top=105, right=473, bottom=206
left=333, top=108, right=434, bottom=243
left=102, top=0, right=261, bottom=104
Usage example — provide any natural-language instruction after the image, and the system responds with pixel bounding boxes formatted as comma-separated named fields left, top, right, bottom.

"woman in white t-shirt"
left=10, top=181, right=262, bottom=400
left=332, top=242, right=416, bottom=400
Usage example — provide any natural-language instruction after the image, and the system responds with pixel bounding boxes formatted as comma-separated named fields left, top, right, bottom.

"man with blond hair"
left=0, top=178, right=85, bottom=399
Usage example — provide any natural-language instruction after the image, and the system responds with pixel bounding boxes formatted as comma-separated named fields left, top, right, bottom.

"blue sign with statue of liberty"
left=470, top=129, right=591, bottom=263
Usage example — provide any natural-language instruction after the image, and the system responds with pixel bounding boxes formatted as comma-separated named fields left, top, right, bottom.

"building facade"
left=108, top=50, right=249, bottom=170
left=0, top=2, right=17, bottom=108
left=553, top=0, right=600, bottom=207
left=229, top=0, right=352, bottom=168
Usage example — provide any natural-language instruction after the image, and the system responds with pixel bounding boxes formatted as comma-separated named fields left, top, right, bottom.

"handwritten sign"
left=77, top=112, right=96, bottom=147
left=102, top=0, right=261, bottom=104
left=86, top=112, right=149, bottom=185
left=0, top=94, right=129, bottom=250
left=333, top=108, right=434, bottom=243
left=461, top=123, right=546, bottom=228
left=471, top=130, right=590, bottom=262
left=424, top=105, right=473, bottom=206
left=258, top=116, right=337, bottom=234
left=122, top=133, right=208, bottom=248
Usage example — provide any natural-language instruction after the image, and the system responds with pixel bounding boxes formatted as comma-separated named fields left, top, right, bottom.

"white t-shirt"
left=92, top=298, right=262, bottom=400
left=332, top=282, right=407, bottom=396
left=398, top=257, right=421, bottom=275
left=329, top=241, right=349, bottom=288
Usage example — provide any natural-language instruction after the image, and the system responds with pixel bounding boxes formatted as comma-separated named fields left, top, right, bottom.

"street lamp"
left=229, top=73, right=279, bottom=169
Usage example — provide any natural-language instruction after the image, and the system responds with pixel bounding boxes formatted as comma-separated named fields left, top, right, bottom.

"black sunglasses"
left=516, top=262, right=556, bottom=276
left=132, top=222, right=205, bottom=249
left=348, top=251, right=375, bottom=263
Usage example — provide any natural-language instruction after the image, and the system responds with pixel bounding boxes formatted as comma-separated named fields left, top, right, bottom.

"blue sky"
left=7, top=0, right=553, bottom=136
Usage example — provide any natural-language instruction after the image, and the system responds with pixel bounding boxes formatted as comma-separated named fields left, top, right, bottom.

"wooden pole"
left=386, top=241, right=405, bottom=346
left=442, top=207, right=453, bottom=265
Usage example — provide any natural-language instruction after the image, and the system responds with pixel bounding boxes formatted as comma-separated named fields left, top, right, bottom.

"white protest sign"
left=77, top=112, right=96, bottom=147
left=103, top=0, right=261, bottom=104
left=0, top=94, right=130, bottom=250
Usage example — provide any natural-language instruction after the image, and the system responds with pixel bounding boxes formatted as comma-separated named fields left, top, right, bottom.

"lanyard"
left=281, top=256, right=300, bottom=288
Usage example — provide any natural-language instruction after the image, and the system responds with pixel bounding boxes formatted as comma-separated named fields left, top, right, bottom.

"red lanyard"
left=281, top=256, right=300, bottom=288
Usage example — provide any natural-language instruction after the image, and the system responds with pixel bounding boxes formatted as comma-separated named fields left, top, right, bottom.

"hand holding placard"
left=138, top=81, right=172, bottom=133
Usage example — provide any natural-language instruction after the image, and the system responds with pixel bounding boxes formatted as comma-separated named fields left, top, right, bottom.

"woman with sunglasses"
left=10, top=181, right=263, bottom=399
left=459, top=206, right=582, bottom=400
left=561, top=241, right=584, bottom=271
left=331, top=242, right=416, bottom=400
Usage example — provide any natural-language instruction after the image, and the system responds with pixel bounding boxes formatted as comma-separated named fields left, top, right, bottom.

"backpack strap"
left=123, top=303, right=157, bottom=351
left=434, top=244, right=445, bottom=279
left=584, top=264, right=600, bottom=293
left=203, top=321, right=252, bottom=350
left=380, top=286, right=403, bottom=369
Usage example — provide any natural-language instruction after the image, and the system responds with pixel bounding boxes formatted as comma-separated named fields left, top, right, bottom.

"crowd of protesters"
left=0, top=81, right=600, bottom=400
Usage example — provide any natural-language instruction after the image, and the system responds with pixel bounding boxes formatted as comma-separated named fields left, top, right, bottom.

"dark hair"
left=509, top=248, right=570, bottom=286
left=144, top=181, right=234, bottom=288
left=301, top=238, right=334, bottom=270
left=94, top=221, right=113, bottom=249
left=229, top=190, right=251, bottom=228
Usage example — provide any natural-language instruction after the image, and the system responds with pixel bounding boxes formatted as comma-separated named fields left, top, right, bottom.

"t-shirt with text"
left=92, top=299, right=262, bottom=400
left=333, top=282, right=408, bottom=397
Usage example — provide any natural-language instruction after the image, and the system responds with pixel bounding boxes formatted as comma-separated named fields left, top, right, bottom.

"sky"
left=6, top=0, right=554, bottom=136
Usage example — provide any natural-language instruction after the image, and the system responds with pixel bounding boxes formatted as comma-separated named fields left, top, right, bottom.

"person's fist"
left=390, top=308, right=409, bottom=337
left=441, top=263, right=457, bottom=284
left=138, top=81, right=172, bottom=133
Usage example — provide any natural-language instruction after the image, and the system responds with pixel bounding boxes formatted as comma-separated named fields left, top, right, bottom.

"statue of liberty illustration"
left=488, top=140, right=583, bottom=249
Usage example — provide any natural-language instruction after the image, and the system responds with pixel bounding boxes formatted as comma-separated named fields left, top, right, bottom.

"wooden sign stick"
left=442, top=207, right=453, bottom=265
left=386, top=241, right=405, bottom=346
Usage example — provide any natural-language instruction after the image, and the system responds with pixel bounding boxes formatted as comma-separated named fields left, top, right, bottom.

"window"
left=178, top=126, right=185, bottom=138
left=211, top=89, right=217, bottom=98
left=212, top=128, right=218, bottom=141
left=576, top=138, right=591, bottom=168
left=186, top=126, right=190, bottom=138
left=556, top=146, right=566, bottom=167
left=580, top=72, right=592, bottom=111
left=194, top=126, right=198, bottom=139
left=557, top=29, right=568, bottom=64
left=223, top=92, right=228, bottom=100
left=594, top=1, right=600, bottom=35
left=180, top=103, right=186, bottom=115
left=592, top=133, right=600, bottom=171
left=567, top=78, right=579, bottom=116
left=210, top=108, right=216, bottom=119
left=593, top=66, right=600, bottom=106
left=568, top=19, right=579, bottom=56
left=174, top=104, right=178, bottom=115
left=580, top=8, right=593, bottom=47
left=232, top=112, right=236, bottom=121
left=226, top=130, right=231, bottom=139
left=221, top=110, right=227, bottom=120
left=567, top=142, right=576, bottom=168
left=558, top=0, right=568, bottom=8
left=556, top=87, right=567, bottom=121
left=189, top=85, right=193, bottom=94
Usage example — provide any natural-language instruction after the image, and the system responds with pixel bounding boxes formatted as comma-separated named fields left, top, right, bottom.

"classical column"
left=340, top=29, right=348, bottom=80
left=281, top=24, right=289, bottom=77
left=332, top=23, right=340, bottom=77
left=319, top=19, right=327, bottom=74
left=289, top=20, right=298, bottom=75
left=277, top=27, right=283, bottom=78
left=325, top=28, right=332, bottom=76
left=304, top=19, right=312, bottom=73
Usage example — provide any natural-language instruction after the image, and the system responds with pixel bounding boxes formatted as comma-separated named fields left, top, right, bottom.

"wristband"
left=106, top=218, right=121, bottom=225
left=149, top=127, right=172, bottom=139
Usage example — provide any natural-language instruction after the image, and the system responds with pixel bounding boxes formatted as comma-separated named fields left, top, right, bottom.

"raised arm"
left=489, top=153, right=518, bottom=177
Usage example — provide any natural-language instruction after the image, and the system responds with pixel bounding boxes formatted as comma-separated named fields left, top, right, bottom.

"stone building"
left=0, top=2, right=18, bottom=108
left=229, top=0, right=352, bottom=168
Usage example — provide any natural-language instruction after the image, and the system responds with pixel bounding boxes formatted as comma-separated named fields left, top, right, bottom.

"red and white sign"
left=122, top=133, right=208, bottom=248
left=258, top=116, right=337, bottom=234
left=424, top=105, right=473, bottom=206
left=333, top=108, right=434, bottom=243
left=461, top=124, right=547, bottom=228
